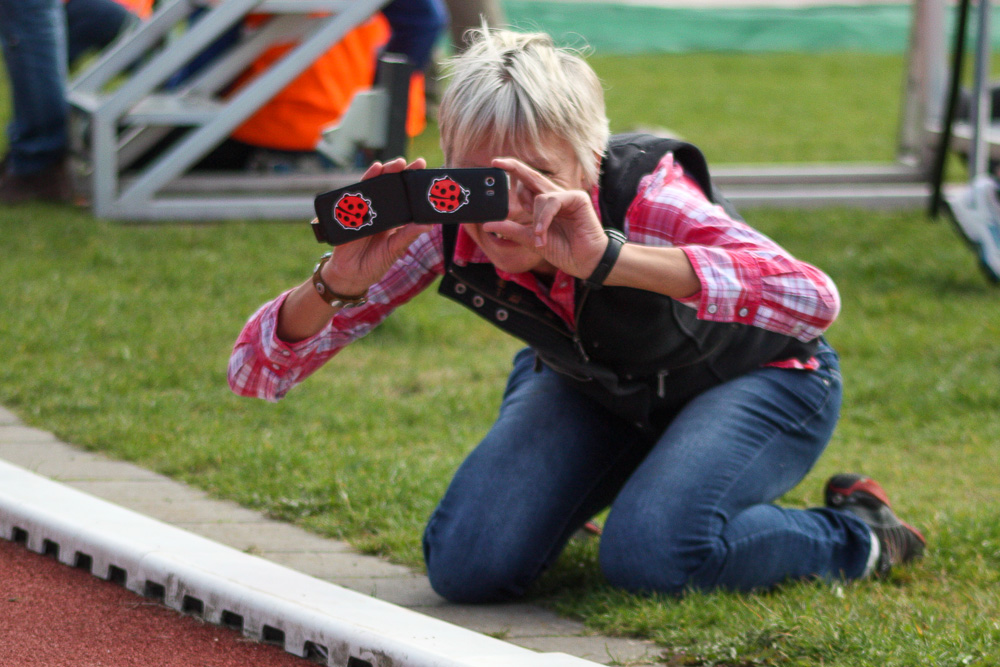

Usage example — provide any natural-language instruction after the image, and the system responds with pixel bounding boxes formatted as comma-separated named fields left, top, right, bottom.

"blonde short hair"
left=438, top=28, right=610, bottom=188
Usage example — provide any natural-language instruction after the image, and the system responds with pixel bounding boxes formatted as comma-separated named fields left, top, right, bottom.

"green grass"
left=3, top=51, right=1000, bottom=666
left=594, top=52, right=905, bottom=164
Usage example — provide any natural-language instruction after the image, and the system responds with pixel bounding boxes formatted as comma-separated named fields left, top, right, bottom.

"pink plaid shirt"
left=229, top=153, right=840, bottom=401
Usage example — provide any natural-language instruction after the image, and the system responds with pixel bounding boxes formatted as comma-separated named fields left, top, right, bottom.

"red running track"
left=0, top=538, right=316, bottom=667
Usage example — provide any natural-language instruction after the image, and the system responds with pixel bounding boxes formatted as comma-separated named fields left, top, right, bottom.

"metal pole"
left=928, top=0, right=973, bottom=217
left=898, top=0, right=948, bottom=169
left=968, top=0, right=993, bottom=181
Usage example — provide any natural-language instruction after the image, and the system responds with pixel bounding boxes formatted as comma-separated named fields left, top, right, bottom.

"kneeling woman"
left=229, top=27, right=925, bottom=601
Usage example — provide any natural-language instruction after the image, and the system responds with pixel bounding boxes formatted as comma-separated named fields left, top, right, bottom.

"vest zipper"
left=657, top=370, right=669, bottom=398
left=572, top=284, right=593, bottom=363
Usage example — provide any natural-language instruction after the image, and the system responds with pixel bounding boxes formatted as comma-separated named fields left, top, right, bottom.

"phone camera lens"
left=485, top=176, right=495, bottom=186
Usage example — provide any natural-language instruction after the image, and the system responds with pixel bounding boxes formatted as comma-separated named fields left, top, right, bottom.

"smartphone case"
left=312, top=168, right=508, bottom=246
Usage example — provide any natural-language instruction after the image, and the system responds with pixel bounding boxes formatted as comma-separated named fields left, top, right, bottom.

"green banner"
left=501, top=2, right=975, bottom=54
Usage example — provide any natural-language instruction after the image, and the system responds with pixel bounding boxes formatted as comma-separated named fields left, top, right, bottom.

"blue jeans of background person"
left=381, top=0, right=448, bottom=71
left=64, top=0, right=135, bottom=67
left=424, top=340, right=871, bottom=602
left=0, top=0, right=67, bottom=175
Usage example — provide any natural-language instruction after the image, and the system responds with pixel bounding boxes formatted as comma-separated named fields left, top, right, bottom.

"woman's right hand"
left=317, top=157, right=432, bottom=296
left=275, top=157, right=431, bottom=342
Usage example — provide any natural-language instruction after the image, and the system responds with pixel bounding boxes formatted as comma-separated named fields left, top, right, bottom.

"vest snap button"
left=496, top=308, right=509, bottom=321
left=472, top=295, right=485, bottom=307
left=454, top=283, right=467, bottom=294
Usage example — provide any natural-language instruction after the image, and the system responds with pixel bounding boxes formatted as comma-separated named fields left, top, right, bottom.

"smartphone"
left=312, top=167, right=509, bottom=246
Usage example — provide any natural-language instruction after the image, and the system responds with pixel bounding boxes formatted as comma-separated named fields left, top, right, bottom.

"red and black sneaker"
left=824, top=473, right=927, bottom=577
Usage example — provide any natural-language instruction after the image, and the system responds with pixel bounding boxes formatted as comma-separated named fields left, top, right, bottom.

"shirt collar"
left=452, top=224, right=489, bottom=267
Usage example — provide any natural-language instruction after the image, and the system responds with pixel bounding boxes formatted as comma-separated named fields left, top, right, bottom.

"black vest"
left=439, top=134, right=819, bottom=428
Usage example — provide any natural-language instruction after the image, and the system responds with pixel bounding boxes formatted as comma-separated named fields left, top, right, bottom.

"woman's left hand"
left=490, top=157, right=610, bottom=279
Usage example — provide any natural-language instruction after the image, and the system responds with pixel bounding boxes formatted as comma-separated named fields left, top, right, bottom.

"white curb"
left=0, top=459, right=600, bottom=667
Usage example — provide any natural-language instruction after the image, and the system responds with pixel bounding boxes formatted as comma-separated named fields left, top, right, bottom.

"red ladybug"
left=334, top=192, right=375, bottom=230
left=427, top=176, right=469, bottom=214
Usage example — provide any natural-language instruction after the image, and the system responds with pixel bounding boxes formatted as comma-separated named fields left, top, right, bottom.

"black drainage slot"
left=74, top=552, right=93, bottom=572
left=347, top=658, right=374, bottom=667
left=221, top=610, right=244, bottom=632
left=11, top=527, right=27, bottom=544
left=42, top=539, right=60, bottom=559
left=304, top=642, right=328, bottom=664
left=181, top=596, right=204, bottom=616
left=143, top=581, right=166, bottom=601
left=261, top=625, right=285, bottom=647
left=107, top=565, right=127, bottom=587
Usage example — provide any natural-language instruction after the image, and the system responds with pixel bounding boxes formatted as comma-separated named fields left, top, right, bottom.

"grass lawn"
left=2, top=51, right=999, bottom=666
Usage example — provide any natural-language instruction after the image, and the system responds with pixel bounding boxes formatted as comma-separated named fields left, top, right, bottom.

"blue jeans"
left=382, top=0, right=449, bottom=71
left=423, top=340, right=872, bottom=601
left=0, top=0, right=68, bottom=175
left=64, top=0, right=135, bottom=67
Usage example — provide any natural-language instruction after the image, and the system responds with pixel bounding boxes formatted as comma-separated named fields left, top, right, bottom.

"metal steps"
left=721, top=181, right=932, bottom=209
left=712, top=162, right=931, bottom=208
left=68, top=0, right=397, bottom=221
left=947, top=120, right=1000, bottom=161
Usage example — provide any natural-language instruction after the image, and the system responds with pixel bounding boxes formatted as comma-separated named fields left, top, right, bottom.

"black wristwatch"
left=583, top=228, right=628, bottom=289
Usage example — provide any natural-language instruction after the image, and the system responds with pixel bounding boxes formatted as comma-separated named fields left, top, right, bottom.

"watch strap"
left=312, top=252, right=368, bottom=308
left=583, top=228, right=628, bottom=290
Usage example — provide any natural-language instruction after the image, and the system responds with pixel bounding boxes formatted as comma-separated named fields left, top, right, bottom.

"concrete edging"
left=0, top=459, right=601, bottom=667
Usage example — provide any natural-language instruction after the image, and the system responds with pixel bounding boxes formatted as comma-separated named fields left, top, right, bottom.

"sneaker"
left=0, top=155, right=75, bottom=205
left=571, top=519, right=603, bottom=541
left=824, top=473, right=926, bottom=577
left=944, top=174, right=1000, bottom=283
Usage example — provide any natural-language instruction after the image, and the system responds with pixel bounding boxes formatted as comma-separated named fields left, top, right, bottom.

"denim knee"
left=598, top=514, right=718, bottom=596
left=425, top=555, right=521, bottom=603
left=423, top=515, right=536, bottom=603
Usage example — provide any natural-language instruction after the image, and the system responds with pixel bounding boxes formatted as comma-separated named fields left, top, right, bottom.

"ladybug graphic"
left=334, top=192, right=375, bottom=230
left=427, top=176, right=469, bottom=214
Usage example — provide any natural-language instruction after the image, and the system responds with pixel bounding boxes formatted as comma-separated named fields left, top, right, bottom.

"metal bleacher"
left=68, top=0, right=970, bottom=218
left=711, top=0, right=949, bottom=209
left=68, top=0, right=407, bottom=221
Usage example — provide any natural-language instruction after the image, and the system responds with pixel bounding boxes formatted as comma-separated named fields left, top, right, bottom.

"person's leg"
left=423, top=348, right=650, bottom=603
left=64, top=0, right=135, bottom=67
left=381, top=0, right=449, bottom=70
left=0, top=0, right=68, bottom=175
left=599, top=341, right=870, bottom=594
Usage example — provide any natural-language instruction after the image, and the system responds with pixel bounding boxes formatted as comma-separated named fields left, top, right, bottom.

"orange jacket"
left=62, top=0, right=152, bottom=19
left=230, top=13, right=426, bottom=152
left=114, top=0, right=152, bottom=19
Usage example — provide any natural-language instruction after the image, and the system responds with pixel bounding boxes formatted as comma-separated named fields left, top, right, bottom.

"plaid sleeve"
left=625, top=154, right=840, bottom=342
left=227, top=228, right=445, bottom=401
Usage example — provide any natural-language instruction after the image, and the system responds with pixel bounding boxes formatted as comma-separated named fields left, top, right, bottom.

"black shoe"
left=824, top=473, right=926, bottom=577
left=0, top=155, right=75, bottom=204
